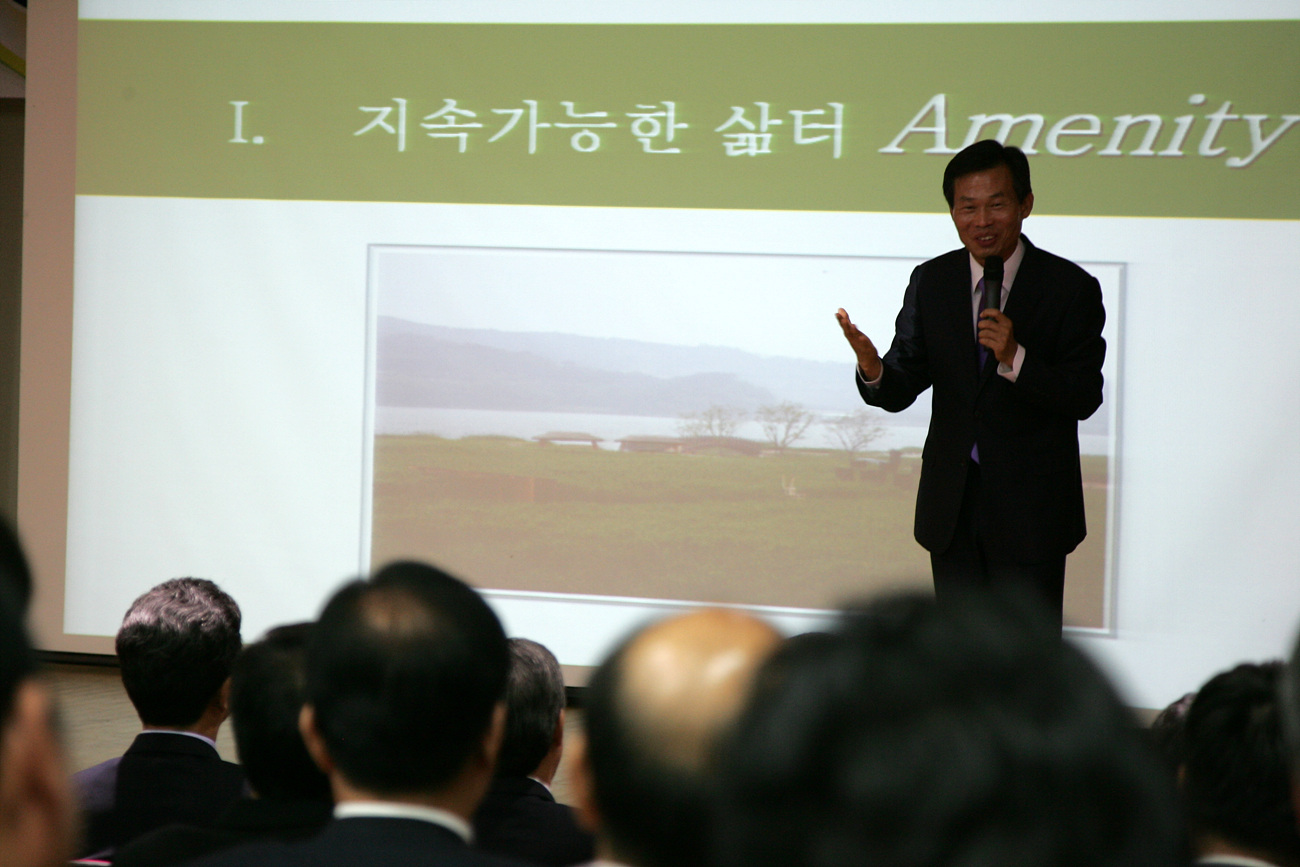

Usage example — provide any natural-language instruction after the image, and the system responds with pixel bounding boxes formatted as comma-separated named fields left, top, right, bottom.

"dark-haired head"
left=116, top=578, right=242, bottom=727
left=1285, top=630, right=1300, bottom=796
left=1148, top=691, right=1196, bottom=775
left=0, top=516, right=32, bottom=613
left=1182, top=661, right=1300, bottom=865
left=495, top=638, right=565, bottom=779
left=943, top=139, right=1032, bottom=208
left=229, top=622, right=331, bottom=803
left=0, top=579, right=36, bottom=731
left=0, top=546, right=74, bottom=867
left=305, top=560, right=508, bottom=795
left=715, top=590, right=1187, bottom=867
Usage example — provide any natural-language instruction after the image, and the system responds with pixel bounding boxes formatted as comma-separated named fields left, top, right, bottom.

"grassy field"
left=371, top=435, right=1111, bottom=627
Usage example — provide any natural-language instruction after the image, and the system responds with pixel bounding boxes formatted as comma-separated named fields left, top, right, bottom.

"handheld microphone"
left=983, top=255, right=1004, bottom=312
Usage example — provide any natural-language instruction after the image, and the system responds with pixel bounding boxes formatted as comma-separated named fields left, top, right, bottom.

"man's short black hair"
left=1182, top=661, right=1300, bottom=864
left=229, top=622, right=331, bottom=803
left=0, top=578, right=36, bottom=730
left=1285, top=630, right=1300, bottom=780
left=0, top=517, right=31, bottom=613
left=943, top=139, right=1032, bottom=208
left=495, top=638, right=565, bottom=779
left=116, top=578, right=242, bottom=727
left=1148, top=691, right=1197, bottom=774
left=714, top=590, right=1186, bottom=867
left=0, top=520, right=35, bottom=745
left=306, top=560, right=508, bottom=795
left=583, top=629, right=708, bottom=867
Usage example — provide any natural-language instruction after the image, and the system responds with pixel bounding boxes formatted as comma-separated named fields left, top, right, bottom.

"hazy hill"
left=375, top=317, right=1109, bottom=436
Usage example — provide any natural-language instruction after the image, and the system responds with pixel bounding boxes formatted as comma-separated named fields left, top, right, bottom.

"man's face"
left=950, top=164, right=1033, bottom=265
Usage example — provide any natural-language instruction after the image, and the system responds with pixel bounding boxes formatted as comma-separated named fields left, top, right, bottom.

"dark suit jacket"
left=859, top=236, right=1105, bottom=562
left=109, top=797, right=332, bottom=867
left=72, top=732, right=247, bottom=858
left=186, top=816, right=533, bottom=867
left=473, top=776, right=595, bottom=867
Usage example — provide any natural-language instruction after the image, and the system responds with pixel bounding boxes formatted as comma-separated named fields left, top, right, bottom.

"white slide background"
left=64, top=195, right=1300, bottom=709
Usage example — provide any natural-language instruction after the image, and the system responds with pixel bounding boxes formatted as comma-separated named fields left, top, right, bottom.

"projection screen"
left=21, top=0, right=1300, bottom=706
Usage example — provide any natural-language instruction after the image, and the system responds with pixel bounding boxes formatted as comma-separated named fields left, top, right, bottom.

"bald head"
left=620, top=609, right=782, bottom=773
left=581, top=609, right=781, bottom=867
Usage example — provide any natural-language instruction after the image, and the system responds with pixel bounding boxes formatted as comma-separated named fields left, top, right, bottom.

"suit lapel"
left=1001, top=235, right=1038, bottom=324
left=931, top=251, right=983, bottom=397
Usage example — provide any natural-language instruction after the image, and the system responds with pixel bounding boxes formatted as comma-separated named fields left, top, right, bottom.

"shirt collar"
left=1195, top=856, right=1286, bottom=867
left=333, top=800, right=474, bottom=843
left=968, top=236, right=1025, bottom=294
left=138, top=729, right=218, bottom=750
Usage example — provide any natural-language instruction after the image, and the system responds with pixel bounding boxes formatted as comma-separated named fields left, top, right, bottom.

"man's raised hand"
left=836, top=308, right=883, bottom=381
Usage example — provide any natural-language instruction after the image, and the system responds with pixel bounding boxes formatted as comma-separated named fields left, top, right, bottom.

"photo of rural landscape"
left=367, top=245, right=1116, bottom=628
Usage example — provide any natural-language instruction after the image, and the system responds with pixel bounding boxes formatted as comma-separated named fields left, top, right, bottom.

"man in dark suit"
left=473, top=638, right=593, bottom=866
left=1184, top=662, right=1300, bottom=867
left=836, top=139, right=1105, bottom=627
left=1284, top=629, right=1300, bottom=843
left=111, top=623, right=333, bottom=867
left=73, top=578, right=246, bottom=858
left=189, top=561, right=528, bottom=867
left=0, top=524, right=76, bottom=867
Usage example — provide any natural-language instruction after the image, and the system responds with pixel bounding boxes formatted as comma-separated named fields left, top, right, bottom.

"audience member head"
left=228, top=622, right=331, bottom=803
left=715, top=591, right=1186, bottom=867
left=0, top=517, right=32, bottom=612
left=942, top=138, right=1032, bottom=208
left=1148, top=690, right=1196, bottom=774
left=576, top=608, right=782, bottom=867
left=495, top=638, right=566, bottom=781
left=0, top=551, right=74, bottom=867
left=1182, top=661, right=1300, bottom=867
left=1279, top=631, right=1300, bottom=842
left=301, top=560, right=509, bottom=806
left=1285, top=628, right=1300, bottom=822
left=116, top=578, right=242, bottom=729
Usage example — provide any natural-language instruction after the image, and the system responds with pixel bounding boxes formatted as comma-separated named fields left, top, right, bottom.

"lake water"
left=375, top=407, right=1112, bottom=456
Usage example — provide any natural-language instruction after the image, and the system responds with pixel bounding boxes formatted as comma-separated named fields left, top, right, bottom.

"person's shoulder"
left=1022, top=237, right=1093, bottom=281
left=909, top=248, right=968, bottom=288
left=109, top=822, right=239, bottom=867
left=181, top=838, right=299, bottom=867
left=186, top=834, right=535, bottom=867
left=72, top=755, right=123, bottom=806
left=921, top=248, right=969, bottom=269
left=73, top=755, right=122, bottom=783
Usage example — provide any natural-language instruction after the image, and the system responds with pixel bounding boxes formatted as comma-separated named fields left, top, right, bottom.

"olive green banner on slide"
left=77, top=20, right=1300, bottom=219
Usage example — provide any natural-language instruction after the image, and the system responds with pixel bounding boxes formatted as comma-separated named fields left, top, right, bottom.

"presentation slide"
left=26, top=1, right=1300, bottom=706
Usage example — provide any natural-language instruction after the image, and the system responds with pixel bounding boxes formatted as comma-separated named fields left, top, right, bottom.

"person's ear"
left=567, top=732, right=601, bottom=835
left=1291, top=776, right=1300, bottom=834
left=298, top=705, right=334, bottom=775
left=552, top=707, right=566, bottom=750
left=214, top=678, right=232, bottom=721
left=0, top=681, right=76, bottom=867
left=481, top=701, right=507, bottom=771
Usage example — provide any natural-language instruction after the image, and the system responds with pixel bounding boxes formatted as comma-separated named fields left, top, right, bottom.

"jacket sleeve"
left=856, top=262, right=932, bottom=414
left=1013, top=269, right=1106, bottom=421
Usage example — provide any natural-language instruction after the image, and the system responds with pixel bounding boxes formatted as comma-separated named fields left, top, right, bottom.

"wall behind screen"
left=21, top=1, right=1300, bottom=709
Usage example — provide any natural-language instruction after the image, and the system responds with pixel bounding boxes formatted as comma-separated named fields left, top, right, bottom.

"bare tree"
left=826, top=409, right=885, bottom=458
left=677, top=405, right=747, bottom=438
left=755, top=402, right=816, bottom=452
